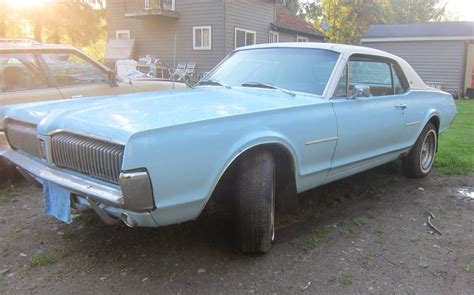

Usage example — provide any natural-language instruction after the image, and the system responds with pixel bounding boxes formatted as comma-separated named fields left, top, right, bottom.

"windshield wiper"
left=241, top=82, right=296, bottom=97
left=196, top=79, right=231, bottom=89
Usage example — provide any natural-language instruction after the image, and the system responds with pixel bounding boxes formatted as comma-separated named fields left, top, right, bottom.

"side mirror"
left=108, top=70, right=119, bottom=87
left=350, top=85, right=370, bottom=99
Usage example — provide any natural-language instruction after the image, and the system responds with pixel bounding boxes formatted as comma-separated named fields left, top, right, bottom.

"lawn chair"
left=197, top=71, right=209, bottom=82
left=185, top=62, right=196, bottom=80
left=170, top=62, right=187, bottom=81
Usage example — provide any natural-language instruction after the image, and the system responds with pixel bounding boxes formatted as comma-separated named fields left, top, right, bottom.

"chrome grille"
left=5, top=121, right=42, bottom=158
left=51, top=133, right=124, bottom=184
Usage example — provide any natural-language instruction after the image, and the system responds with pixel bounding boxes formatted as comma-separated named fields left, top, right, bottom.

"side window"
left=348, top=60, right=393, bottom=97
left=391, top=64, right=407, bottom=94
left=0, top=53, right=48, bottom=93
left=41, top=52, right=109, bottom=87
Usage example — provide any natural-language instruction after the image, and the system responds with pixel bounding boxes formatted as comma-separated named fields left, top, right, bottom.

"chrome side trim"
left=406, top=121, right=421, bottom=126
left=305, top=137, right=338, bottom=146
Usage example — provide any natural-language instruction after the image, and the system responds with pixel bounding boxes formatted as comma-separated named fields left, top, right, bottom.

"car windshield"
left=202, top=48, right=340, bottom=96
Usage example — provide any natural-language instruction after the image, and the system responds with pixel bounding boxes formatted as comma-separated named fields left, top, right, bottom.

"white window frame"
left=269, top=31, right=279, bottom=43
left=144, top=0, right=151, bottom=10
left=193, top=26, right=212, bottom=50
left=296, top=35, right=309, bottom=42
left=235, top=28, right=257, bottom=49
left=115, top=30, right=131, bottom=40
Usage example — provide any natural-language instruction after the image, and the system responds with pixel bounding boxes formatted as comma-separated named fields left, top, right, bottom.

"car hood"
left=1, top=87, right=323, bottom=143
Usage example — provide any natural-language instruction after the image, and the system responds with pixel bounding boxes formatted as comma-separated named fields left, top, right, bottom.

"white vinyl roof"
left=236, top=42, right=430, bottom=91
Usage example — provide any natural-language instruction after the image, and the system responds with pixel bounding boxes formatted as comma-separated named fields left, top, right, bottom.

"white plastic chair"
left=185, top=62, right=196, bottom=79
left=170, top=62, right=187, bottom=81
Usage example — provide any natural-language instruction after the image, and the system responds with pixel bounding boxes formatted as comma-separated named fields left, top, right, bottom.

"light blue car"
left=0, top=43, right=457, bottom=253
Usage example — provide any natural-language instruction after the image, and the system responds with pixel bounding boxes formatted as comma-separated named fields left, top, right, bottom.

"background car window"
left=0, top=53, right=48, bottom=93
left=42, top=53, right=108, bottom=87
left=348, top=60, right=394, bottom=97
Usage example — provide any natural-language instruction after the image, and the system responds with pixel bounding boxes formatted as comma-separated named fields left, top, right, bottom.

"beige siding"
left=107, top=0, right=226, bottom=74
left=363, top=40, right=466, bottom=94
left=224, top=0, right=275, bottom=53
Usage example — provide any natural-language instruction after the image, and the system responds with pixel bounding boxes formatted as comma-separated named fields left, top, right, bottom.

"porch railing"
left=124, top=0, right=176, bottom=15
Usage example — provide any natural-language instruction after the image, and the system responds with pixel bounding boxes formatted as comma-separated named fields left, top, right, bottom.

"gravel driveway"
left=0, top=162, right=473, bottom=294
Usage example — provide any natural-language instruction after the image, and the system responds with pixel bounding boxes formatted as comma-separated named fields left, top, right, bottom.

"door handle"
left=395, top=104, right=408, bottom=110
left=71, top=95, right=83, bottom=99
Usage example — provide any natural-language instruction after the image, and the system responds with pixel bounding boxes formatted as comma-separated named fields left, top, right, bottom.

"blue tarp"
left=43, top=181, right=72, bottom=224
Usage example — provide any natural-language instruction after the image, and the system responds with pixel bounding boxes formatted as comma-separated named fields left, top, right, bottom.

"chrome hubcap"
left=420, top=130, right=436, bottom=173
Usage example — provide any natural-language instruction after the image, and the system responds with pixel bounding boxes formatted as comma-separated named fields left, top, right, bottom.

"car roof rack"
left=0, top=38, right=42, bottom=45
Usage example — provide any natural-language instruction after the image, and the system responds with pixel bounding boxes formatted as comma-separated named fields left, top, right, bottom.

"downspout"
left=460, top=41, right=468, bottom=97
left=223, top=0, right=226, bottom=58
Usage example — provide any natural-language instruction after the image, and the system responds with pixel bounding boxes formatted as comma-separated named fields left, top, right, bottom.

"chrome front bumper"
left=0, top=147, right=124, bottom=207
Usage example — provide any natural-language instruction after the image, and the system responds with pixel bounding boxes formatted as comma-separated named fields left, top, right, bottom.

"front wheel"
left=402, top=122, right=437, bottom=178
left=235, top=149, right=275, bottom=254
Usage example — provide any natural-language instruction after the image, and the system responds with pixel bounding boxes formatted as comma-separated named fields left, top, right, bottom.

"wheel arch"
left=425, top=113, right=441, bottom=151
left=206, top=140, right=299, bottom=214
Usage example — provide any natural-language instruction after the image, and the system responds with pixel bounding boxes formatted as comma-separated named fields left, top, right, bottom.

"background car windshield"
left=42, top=52, right=108, bottom=87
left=206, top=48, right=340, bottom=95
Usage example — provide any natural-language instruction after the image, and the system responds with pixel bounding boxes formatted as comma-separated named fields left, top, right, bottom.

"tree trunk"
left=33, top=17, right=43, bottom=43
left=52, top=29, right=60, bottom=44
left=34, top=24, right=43, bottom=42
left=0, top=1, right=6, bottom=37
left=0, top=18, right=5, bottom=38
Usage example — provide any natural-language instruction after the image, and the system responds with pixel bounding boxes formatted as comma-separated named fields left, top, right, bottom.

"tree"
left=0, top=0, right=8, bottom=37
left=382, top=0, right=447, bottom=24
left=302, top=0, right=448, bottom=44
left=24, top=0, right=104, bottom=45
left=2, top=0, right=104, bottom=46
left=277, top=0, right=301, bottom=14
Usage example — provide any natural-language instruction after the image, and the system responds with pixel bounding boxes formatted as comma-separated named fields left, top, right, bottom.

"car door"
left=329, top=56, right=407, bottom=178
left=0, top=52, right=63, bottom=106
left=40, top=51, right=134, bottom=99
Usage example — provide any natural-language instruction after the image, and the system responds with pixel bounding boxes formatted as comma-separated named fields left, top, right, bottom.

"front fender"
left=121, top=100, right=336, bottom=226
left=123, top=125, right=300, bottom=226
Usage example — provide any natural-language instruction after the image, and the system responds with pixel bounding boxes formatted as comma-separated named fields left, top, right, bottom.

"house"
left=361, top=22, right=474, bottom=97
left=106, top=0, right=324, bottom=75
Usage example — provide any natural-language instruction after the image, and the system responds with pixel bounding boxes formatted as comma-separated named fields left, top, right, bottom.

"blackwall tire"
left=235, top=149, right=275, bottom=254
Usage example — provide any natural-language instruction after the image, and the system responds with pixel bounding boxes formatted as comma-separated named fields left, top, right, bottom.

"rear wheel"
left=402, top=122, right=437, bottom=178
left=235, top=149, right=275, bottom=254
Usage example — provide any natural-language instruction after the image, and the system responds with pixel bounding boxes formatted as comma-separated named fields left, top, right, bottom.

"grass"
left=29, top=249, right=71, bottom=268
left=464, top=263, right=472, bottom=272
left=307, top=226, right=332, bottom=249
left=0, top=187, right=8, bottom=203
left=419, top=260, right=429, bottom=269
left=352, top=217, right=368, bottom=227
left=436, top=100, right=474, bottom=175
left=339, top=271, right=353, bottom=285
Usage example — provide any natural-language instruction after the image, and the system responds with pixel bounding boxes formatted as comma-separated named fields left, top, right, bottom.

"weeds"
left=352, top=217, right=368, bottom=226
left=29, top=248, right=72, bottom=268
left=308, top=226, right=332, bottom=249
left=419, top=260, right=429, bottom=268
left=340, top=271, right=353, bottom=285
